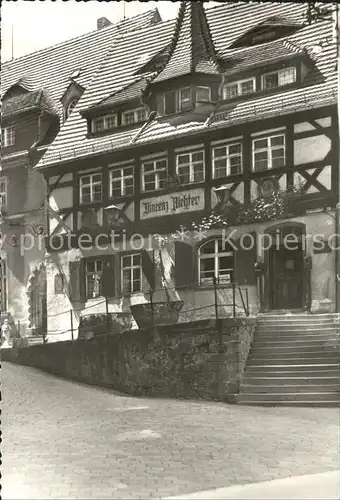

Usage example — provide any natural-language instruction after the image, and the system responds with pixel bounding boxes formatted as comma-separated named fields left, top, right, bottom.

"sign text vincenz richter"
left=140, top=188, right=205, bottom=219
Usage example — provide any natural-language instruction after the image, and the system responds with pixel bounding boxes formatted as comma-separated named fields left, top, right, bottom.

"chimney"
left=97, top=17, right=112, bottom=30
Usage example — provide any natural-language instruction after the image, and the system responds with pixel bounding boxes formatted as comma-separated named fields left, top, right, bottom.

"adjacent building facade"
left=0, top=9, right=162, bottom=336
left=2, top=2, right=339, bottom=340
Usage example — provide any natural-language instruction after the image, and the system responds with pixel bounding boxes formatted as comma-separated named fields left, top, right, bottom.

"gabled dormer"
left=221, top=38, right=316, bottom=103
left=60, top=74, right=85, bottom=121
left=229, top=16, right=303, bottom=48
left=82, top=77, right=150, bottom=136
left=146, top=1, right=222, bottom=119
left=2, top=86, right=59, bottom=154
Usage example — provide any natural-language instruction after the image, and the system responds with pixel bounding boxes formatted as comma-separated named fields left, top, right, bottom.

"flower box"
left=130, top=300, right=184, bottom=329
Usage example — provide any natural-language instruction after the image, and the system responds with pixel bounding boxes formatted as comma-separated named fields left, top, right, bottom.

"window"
left=253, top=134, right=285, bottom=171
left=179, top=87, right=192, bottom=111
left=0, top=259, right=7, bottom=311
left=223, top=78, right=255, bottom=100
left=196, top=86, right=211, bottom=102
left=109, top=165, right=134, bottom=198
left=212, top=143, right=242, bottom=178
left=121, top=253, right=142, bottom=295
left=79, top=173, right=102, bottom=204
left=142, top=157, right=167, bottom=192
left=91, top=114, right=117, bottom=133
left=85, top=259, right=104, bottom=299
left=159, top=88, right=193, bottom=115
left=262, top=67, right=296, bottom=90
left=1, top=126, right=15, bottom=147
left=66, top=98, right=79, bottom=118
left=122, top=107, right=147, bottom=125
left=176, top=150, right=205, bottom=184
left=198, top=239, right=234, bottom=285
left=0, top=177, right=7, bottom=211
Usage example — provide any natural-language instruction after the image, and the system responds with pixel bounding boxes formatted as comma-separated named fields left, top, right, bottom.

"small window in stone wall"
left=54, top=274, right=64, bottom=294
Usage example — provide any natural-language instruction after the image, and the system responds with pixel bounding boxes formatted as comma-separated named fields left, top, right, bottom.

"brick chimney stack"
left=97, top=17, right=112, bottom=30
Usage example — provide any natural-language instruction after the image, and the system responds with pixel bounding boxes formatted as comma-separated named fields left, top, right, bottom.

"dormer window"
left=1, top=125, right=15, bottom=147
left=122, top=107, right=147, bottom=126
left=91, top=114, right=117, bottom=133
left=262, top=67, right=296, bottom=90
left=223, top=78, right=255, bottom=100
left=66, top=98, right=79, bottom=118
left=196, top=86, right=211, bottom=102
left=179, top=87, right=192, bottom=111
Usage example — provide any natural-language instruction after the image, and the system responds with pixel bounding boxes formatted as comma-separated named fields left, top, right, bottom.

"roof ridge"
left=2, top=8, right=163, bottom=67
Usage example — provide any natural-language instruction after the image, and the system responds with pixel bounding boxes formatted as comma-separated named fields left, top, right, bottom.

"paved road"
left=2, top=362, right=339, bottom=499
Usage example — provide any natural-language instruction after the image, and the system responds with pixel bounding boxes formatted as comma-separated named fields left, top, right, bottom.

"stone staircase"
left=238, top=313, right=340, bottom=407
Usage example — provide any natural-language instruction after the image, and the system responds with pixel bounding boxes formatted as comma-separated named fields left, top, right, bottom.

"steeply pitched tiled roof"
left=2, top=89, right=57, bottom=117
left=34, top=2, right=336, bottom=169
left=223, top=39, right=305, bottom=75
left=153, top=1, right=220, bottom=83
left=93, top=76, right=151, bottom=110
left=1, top=8, right=163, bottom=118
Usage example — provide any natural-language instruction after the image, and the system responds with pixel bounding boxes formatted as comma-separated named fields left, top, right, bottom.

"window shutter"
left=69, top=260, right=86, bottom=303
left=103, top=256, right=116, bottom=298
left=234, top=231, right=257, bottom=286
left=165, top=90, right=176, bottom=115
left=174, top=241, right=194, bottom=289
left=142, top=250, right=155, bottom=290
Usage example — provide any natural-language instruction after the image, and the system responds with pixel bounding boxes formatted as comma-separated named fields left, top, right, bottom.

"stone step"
left=245, top=365, right=340, bottom=375
left=257, top=326, right=337, bottom=332
left=242, top=375, right=340, bottom=386
left=247, top=357, right=340, bottom=366
left=258, top=313, right=337, bottom=319
left=250, top=345, right=339, bottom=354
left=237, top=392, right=340, bottom=403
left=237, top=400, right=340, bottom=407
left=255, top=333, right=338, bottom=342
left=240, top=384, right=340, bottom=394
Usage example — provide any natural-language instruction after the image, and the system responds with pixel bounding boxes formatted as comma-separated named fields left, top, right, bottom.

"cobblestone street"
left=2, top=362, right=339, bottom=499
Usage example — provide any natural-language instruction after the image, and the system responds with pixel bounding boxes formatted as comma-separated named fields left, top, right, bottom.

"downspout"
left=335, top=4, right=340, bottom=313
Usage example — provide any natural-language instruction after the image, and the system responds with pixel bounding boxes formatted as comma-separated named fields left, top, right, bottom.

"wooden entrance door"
left=269, top=245, right=303, bottom=310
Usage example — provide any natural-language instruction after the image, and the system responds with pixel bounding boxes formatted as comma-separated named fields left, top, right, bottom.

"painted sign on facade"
left=140, top=188, right=205, bottom=219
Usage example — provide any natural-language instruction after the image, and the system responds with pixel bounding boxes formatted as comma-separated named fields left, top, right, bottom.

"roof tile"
left=32, top=2, right=336, bottom=169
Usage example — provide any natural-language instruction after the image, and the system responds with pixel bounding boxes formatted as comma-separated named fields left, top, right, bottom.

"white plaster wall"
left=294, top=135, right=331, bottom=165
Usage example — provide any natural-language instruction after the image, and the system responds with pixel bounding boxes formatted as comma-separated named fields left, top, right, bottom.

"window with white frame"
left=142, top=157, right=167, bottom=192
left=198, top=238, right=234, bottom=285
left=212, top=142, right=242, bottom=178
left=1, top=126, right=15, bottom=147
left=85, top=259, right=104, bottom=299
left=196, top=86, right=211, bottom=102
left=223, top=78, right=256, bottom=100
left=122, top=107, right=147, bottom=126
left=79, top=173, right=102, bottom=204
left=178, top=87, right=192, bottom=111
left=0, top=177, right=7, bottom=211
left=262, top=67, right=296, bottom=90
left=176, top=149, right=205, bottom=184
left=253, top=134, right=285, bottom=172
left=91, top=114, right=117, bottom=133
left=121, top=253, right=142, bottom=295
left=0, top=258, right=7, bottom=311
left=109, top=165, right=134, bottom=198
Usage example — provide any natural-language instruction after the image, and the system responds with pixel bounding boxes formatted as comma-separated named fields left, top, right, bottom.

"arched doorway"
left=28, top=264, right=47, bottom=336
left=265, top=222, right=306, bottom=311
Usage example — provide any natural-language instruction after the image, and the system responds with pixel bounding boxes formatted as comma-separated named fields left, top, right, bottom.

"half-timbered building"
left=0, top=9, right=162, bottom=337
left=12, top=2, right=338, bottom=339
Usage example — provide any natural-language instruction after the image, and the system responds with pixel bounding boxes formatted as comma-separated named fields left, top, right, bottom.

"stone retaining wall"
left=1, top=318, right=256, bottom=403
